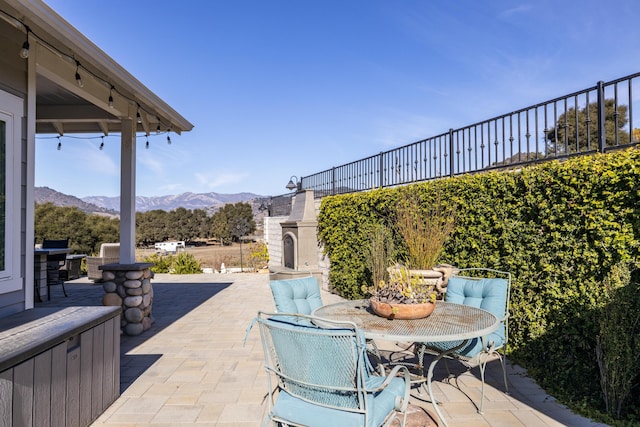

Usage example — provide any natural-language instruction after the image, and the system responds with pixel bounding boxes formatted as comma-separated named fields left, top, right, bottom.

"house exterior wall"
left=0, top=19, right=29, bottom=317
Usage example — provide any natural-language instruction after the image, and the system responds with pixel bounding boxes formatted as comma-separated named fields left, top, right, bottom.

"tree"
left=35, top=203, right=119, bottom=255
left=136, top=210, right=170, bottom=246
left=210, top=209, right=231, bottom=245
left=210, top=202, right=256, bottom=245
left=546, top=99, right=630, bottom=155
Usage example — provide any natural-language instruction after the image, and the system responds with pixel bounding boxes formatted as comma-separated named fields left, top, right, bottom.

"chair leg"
left=498, top=352, right=509, bottom=395
left=61, top=279, right=68, bottom=297
left=478, top=360, right=487, bottom=414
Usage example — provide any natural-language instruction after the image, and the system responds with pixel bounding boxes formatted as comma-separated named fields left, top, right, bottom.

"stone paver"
left=36, top=273, right=607, bottom=427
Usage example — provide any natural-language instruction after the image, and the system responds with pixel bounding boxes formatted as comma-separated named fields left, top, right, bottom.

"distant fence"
left=270, top=72, right=640, bottom=215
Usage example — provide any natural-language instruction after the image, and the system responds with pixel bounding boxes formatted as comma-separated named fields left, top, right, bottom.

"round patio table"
left=313, top=299, right=500, bottom=427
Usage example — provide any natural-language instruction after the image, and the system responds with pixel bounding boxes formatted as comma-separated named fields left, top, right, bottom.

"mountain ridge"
left=35, top=187, right=265, bottom=213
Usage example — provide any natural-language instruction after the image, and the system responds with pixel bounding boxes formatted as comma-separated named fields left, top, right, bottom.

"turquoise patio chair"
left=417, top=268, right=511, bottom=414
left=252, top=311, right=411, bottom=427
left=269, top=275, right=385, bottom=373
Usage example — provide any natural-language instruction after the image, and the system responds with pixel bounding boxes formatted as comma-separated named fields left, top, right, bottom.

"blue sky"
left=37, top=0, right=640, bottom=198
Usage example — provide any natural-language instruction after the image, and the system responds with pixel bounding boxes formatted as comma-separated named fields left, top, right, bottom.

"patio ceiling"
left=3, top=0, right=193, bottom=136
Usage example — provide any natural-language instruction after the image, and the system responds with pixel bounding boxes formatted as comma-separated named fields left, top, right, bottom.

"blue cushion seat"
left=273, top=376, right=406, bottom=427
left=269, top=276, right=323, bottom=315
left=443, top=276, right=508, bottom=356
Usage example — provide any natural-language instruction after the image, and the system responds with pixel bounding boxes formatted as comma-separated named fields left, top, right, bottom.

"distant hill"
left=83, top=191, right=263, bottom=212
left=35, top=187, right=265, bottom=213
left=35, top=187, right=118, bottom=215
left=83, top=191, right=262, bottom=213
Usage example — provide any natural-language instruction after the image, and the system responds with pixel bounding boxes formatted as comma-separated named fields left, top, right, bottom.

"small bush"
left=248, top=242, right=269, bottom=271
left=143, top=252, right=202, bottom=274
left=169, top=252, right=202, bottom=274
left=144, top=253, right=174, bottom=273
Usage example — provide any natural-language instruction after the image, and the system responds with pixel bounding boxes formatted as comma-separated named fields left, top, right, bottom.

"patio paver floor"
left=36, top=273, right=608, bottom=426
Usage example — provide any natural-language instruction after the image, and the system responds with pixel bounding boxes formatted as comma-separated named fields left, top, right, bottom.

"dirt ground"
left=136, top=242, right=259, bottom=271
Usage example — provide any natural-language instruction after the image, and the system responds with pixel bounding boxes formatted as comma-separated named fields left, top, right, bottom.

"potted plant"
left=394, top=189, right=456, bottom=293
left=368, top=263, right=438, bottom=319
left=362, top=190, right=456, bottom=319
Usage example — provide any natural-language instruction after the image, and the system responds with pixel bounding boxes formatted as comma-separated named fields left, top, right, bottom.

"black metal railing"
left=299, top=72, right=640, bottom=198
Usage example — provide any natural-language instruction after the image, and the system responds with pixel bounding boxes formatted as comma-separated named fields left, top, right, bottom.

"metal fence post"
left=449, top=128, right=455, bottom=177
left=331, top=167, right=336, bottom=196
left=378, top=152, right=384, bottom=188
left=597, top=81, right=606, bottom=153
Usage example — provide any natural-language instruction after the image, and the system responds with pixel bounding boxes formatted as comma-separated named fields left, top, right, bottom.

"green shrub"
left=596, top=264, right=640, bottom=421
left=248, top=242, right=269, bottom=271
left=317, top=147, right=640, bottom=422
left=143, top=252, right=202, bottom=274
left=169, top=252, right=203, bottom=274
left=144, top=253, right=174, bottom=273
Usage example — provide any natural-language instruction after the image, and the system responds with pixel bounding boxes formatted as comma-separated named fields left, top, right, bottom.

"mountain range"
left=35, top=187, right=264, bottom=214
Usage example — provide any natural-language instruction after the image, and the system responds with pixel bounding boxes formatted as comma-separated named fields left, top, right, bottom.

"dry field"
left=136, top=243, right=256, bottom=270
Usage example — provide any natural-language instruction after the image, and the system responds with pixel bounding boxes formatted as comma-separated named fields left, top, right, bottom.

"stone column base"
left=100, top=262, right=154, bottom=336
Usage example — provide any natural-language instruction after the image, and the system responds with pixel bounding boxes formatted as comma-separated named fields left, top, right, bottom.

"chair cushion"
left=444, top=276, right=508, bottom=356
left=270, top=277, right=323, bottom=316
left=272, top=376, right=406, bottom=427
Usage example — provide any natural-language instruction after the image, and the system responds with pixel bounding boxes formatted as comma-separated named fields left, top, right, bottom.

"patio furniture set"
left=252, top=269, right=511, bottom=427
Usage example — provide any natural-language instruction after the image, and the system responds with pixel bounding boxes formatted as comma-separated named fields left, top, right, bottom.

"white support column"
left=119, top=118, right=136, bottom=263
left=25, top=35, right=36, bottom=309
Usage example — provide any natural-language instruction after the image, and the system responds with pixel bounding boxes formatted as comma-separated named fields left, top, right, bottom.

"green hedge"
left=317, top=147, right=640, bottom=422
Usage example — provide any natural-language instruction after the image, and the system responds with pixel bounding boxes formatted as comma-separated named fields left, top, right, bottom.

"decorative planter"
left=408, top=268, right=444, bottom=285
left=409, top=268, right=447, bottom=298
left=370, top=298, right=436, bottom=320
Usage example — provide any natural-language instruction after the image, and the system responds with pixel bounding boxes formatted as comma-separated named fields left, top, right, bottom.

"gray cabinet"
left=0, top=306, right=121, bottom=427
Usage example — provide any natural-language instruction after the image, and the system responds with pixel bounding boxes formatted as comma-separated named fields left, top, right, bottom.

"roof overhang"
left=1, top=0, right=193, bottom=136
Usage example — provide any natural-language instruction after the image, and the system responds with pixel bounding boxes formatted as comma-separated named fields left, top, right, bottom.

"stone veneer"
left=100, top=262, right=154, bottom=336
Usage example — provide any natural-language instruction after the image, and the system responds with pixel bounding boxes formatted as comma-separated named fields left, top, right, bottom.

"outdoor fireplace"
left=274, top=190, right=322, bottom=282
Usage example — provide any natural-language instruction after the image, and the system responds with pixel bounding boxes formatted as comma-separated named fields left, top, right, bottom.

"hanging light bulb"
left=145, top=136, right=149, bottom=149
left=108, top=86, right=114, bottom=108
left=136, top=110, right=142, bottom=124
left=156, top=124, right=161, bottom=133
left=99, top=136, right=104, bottom=150
left=20, top=40, right=29, bottom=59
left=19, top=26, right=30, bottom=59
left=167, top=135, right=172, bottom=145
left=57, top=137, right=62, bottom=150
left=75, top=60, right=83, bottom=87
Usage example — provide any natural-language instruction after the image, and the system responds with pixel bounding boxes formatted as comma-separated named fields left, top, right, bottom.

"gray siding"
left=0, top=22, right=28, bottom=315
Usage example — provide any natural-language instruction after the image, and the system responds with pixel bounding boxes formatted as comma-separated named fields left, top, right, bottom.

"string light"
left=167, top=134, right=172, bottom=145
left=1, top=8, right=178, bottom=134
left=19, top=25, right=30, bottom=58
left=40, top=132, right=175, bottom=150
left=74, top=60, right=83, bottom=87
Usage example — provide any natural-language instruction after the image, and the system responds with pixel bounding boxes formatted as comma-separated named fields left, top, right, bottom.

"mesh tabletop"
left=313, top=300, right=499, bottom=342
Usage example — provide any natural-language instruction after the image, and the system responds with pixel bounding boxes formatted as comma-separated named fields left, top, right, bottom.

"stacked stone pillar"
left=101, top=262, right=154, bottom=336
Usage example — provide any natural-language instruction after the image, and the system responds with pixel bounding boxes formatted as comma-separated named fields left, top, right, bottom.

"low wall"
left=268, top=266, right=323, bottom=285
left=0, top=306, right=121, bottom=426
